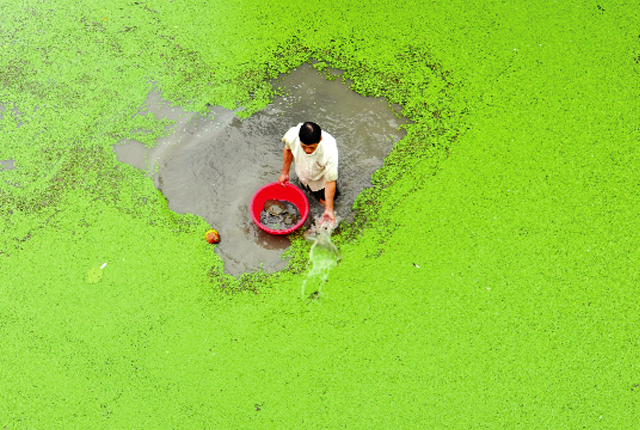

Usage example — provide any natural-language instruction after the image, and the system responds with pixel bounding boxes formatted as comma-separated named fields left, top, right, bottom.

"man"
left=278, top=122, right=339, bottom=225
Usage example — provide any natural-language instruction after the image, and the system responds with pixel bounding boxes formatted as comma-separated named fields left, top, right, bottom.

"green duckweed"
left=1, top=0, right=639, bottom=428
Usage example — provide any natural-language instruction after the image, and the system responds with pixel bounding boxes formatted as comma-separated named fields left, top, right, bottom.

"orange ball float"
left=205, top=229, right=220, bottom=244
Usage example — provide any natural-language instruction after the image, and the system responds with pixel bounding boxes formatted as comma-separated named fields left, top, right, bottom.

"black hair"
left=299, top=122, right=322, bottom=145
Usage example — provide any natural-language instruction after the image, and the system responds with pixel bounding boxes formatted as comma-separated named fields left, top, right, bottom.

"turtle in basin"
left=264, top=199, right=287, bottom=216
left=283, top=213, right=297, bottom=226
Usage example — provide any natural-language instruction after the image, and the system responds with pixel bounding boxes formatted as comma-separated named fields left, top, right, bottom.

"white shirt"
left=282, top=123, right=339, bottom=192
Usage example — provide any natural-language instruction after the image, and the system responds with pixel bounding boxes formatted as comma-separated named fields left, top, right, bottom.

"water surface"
left=114, top=63, right=409, bottom=275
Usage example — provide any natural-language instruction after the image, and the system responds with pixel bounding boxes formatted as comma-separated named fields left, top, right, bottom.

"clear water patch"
left=0, top=159, right=16, bottom=171
left=113, top=63, right=409, bottom=275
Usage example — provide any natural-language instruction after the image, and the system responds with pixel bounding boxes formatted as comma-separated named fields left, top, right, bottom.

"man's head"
left=299, top=122, right=322, bottom=154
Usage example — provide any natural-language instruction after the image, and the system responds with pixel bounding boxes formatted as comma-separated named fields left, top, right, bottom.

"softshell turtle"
left=283, top=213, right=297, bottom=226
left=264, top=199, right=287, bottom=216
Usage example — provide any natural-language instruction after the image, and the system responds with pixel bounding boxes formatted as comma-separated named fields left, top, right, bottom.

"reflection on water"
left=113, top=63, right=409, bottom=275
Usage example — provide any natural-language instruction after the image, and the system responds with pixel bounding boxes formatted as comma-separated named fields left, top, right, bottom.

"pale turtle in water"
left=282, top=213, right=297, bottom=226
left=264, top=199, right=287, bottom=216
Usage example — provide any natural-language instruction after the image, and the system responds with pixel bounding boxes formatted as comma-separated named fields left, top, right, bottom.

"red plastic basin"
left=250, top=182, right=309, bottom=235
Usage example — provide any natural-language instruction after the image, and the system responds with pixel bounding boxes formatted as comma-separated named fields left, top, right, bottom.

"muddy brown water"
left=113, top=63, right=409, bottom=275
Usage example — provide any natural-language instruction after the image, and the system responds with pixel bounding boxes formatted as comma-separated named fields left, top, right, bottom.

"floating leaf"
left=86, top=266, right=102, bottom=284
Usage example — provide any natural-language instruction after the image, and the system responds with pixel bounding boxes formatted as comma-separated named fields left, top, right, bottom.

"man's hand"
left=278, top=172, right=289, bottom=185
left=279, top=147, right=293, bottom=185
left=320, top=207, right=335, bottom=226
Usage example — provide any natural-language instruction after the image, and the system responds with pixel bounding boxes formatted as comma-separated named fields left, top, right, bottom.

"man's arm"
left=321, top=180, right=336, bottom=224
left=278, top=146, right=293, bottom=185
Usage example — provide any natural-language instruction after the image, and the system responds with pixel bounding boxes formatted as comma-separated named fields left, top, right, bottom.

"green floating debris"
left=86, top=266, right=103, bottom=284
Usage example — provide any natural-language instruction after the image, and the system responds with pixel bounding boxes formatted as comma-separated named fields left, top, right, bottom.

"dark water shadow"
left=113, top=63, right=410, bottom=275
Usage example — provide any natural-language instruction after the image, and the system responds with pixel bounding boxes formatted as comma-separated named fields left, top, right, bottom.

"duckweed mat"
left=1, top=0, right=639, bottom=428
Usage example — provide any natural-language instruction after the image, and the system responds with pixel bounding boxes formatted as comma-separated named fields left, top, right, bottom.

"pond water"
left=0, top=159, right=16, bottom=171
left=113, top=63, right=409, bottom=275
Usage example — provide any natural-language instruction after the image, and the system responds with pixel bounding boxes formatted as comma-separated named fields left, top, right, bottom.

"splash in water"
left=301, top=218, right=341, bottom=300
